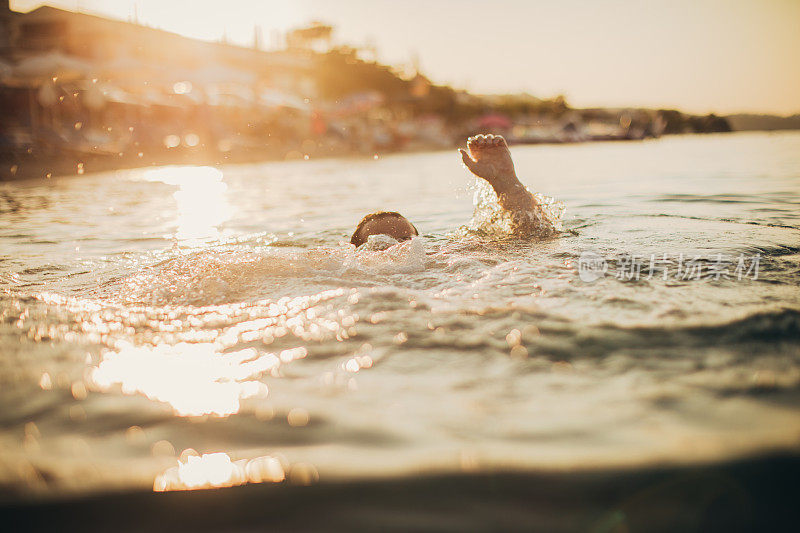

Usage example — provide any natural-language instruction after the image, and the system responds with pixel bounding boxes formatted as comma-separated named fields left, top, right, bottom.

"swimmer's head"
left=350, top=211, right=418, bottom=247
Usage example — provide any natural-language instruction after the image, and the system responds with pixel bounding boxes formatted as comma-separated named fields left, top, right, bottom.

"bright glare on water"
left=1, top=132, right=799, bottom=495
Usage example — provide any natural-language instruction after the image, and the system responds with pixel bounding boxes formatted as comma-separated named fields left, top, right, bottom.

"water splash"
left=468, top=179, right=565, bottom=238
left=101, top=239, right=426, bottom=306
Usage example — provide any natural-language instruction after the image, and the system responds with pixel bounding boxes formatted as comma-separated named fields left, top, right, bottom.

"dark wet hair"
left=350, top=211, right=419, bottom=247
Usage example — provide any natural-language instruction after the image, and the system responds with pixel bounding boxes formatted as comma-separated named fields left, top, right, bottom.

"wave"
left=643, top=212, right=797, bottom=229
left=648, top=193, right=800, bottom=206
left=91, top=238, right=428, bottom=306
left=685, top=308, right=800, bottom=343
left=652, top=193, right=760, bottom=204
left=527, top=308, right=800, bottom=359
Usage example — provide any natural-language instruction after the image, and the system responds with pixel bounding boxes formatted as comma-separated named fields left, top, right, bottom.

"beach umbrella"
left=259, top=89, right=309, bottom=111
left=13, top=52, right=96, bottom=84
left=99, top=84, right=145, bottom=106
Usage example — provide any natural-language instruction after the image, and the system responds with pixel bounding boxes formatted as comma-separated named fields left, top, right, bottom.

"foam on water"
left=88, top=235, right=428, bottom=307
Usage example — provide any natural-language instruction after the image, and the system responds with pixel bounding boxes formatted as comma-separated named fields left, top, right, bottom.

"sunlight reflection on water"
left=89, top=342, right=271, bottom=416
left=142, top=166, right=232, bottom=241
left=153, top=451, right=286, bottom=492
left=65, top=286, right=350, bottom=417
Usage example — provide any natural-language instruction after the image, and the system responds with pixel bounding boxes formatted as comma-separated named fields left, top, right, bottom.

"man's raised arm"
left=459, top=134, right=538, bottom=213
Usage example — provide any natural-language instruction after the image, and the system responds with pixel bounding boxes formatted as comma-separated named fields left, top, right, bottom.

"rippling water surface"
left=1, top=132, right=799, bottom=497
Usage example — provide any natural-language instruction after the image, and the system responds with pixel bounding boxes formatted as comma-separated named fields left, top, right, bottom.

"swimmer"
left=350, top=211, right=419, bottom=247
left=351, top=134, right=556, bottom=246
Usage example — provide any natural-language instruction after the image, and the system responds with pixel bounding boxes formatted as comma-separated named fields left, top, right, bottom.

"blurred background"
left=1, top=0, right=798, bottom=180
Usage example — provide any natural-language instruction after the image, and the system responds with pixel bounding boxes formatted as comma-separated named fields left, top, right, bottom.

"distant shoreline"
left=7, top=129, right=794, bottom=183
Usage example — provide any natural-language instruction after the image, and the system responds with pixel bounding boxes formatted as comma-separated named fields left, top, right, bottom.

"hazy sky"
left=12, top=0, right=800, bottom=114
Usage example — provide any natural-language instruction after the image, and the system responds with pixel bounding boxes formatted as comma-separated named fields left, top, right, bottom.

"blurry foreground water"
left=0, top=132, right=799, bottom=498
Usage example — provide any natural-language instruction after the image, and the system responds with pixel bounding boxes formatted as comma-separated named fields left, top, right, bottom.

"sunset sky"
left=12, top=0, right=800, bottom=114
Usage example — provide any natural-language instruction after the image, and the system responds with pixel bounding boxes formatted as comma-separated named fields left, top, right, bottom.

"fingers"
left=467, top=135, right=486, bottom=157
left=459, top=148, right=478, bottom=173
left=467, top=134, right=506, bottom=151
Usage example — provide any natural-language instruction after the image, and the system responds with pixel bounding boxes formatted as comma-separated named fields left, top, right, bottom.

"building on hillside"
left=2, top=2, right=315, bottom=95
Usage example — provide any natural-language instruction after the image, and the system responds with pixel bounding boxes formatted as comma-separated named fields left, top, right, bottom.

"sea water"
left=1, top=132, right=798, bottom=497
